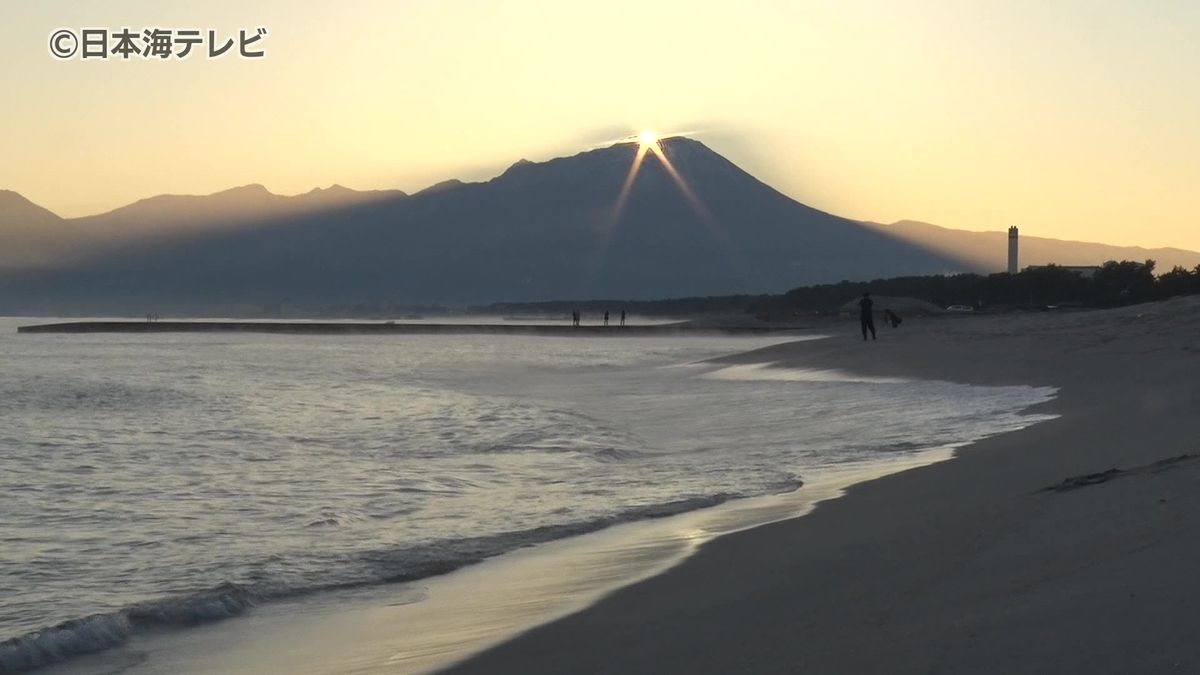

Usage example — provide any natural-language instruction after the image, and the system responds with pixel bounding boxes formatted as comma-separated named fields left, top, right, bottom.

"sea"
left=0, top=317, right=1057, bottom=672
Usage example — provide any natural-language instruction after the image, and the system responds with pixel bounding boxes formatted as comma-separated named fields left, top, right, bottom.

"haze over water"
left=0, top=320, right=1057, bottom=671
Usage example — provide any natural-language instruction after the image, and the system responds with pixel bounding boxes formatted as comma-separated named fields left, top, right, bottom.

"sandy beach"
left=17, top=299, right=1198, bottom=675
left=446, top=297, right=1200, bottom=674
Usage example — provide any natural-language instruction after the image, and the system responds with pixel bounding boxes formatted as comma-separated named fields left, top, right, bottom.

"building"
left=1008, top=226, right=1019, bottom=274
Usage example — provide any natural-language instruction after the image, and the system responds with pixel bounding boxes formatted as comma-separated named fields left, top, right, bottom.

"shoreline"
left=46, top=448, right=976, bottom=675
left=25, top=298, right=1199, bottom=673
left=446, top=297, right=1200, bottom=674
left=23, top=332, right=1050, bottom=675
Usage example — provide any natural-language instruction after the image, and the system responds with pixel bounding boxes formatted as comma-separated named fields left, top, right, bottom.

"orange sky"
left=2, top=0, right=1198, bottom=250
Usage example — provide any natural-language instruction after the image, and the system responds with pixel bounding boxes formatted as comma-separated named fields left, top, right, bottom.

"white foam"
left=702, top=361, right=911, bottom=384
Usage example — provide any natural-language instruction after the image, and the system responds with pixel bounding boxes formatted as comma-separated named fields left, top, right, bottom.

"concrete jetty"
left=16, top=321, right=808, bottom=337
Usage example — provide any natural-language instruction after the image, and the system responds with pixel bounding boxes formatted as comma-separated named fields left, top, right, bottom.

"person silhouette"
left=603, top=310, right=610, bottom=326
left=858, top=292, right=877, bottom=341
left=620, top=309, right=626, bottom=327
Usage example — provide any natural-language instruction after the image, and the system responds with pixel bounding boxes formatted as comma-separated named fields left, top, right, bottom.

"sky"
left=2, top=0, right=1198, bottom=250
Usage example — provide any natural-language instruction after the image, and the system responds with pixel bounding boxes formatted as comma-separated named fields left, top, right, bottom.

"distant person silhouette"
left=604, top=310, right=610, bottom=326
left=572, top=310, right=579, bottom=327
left=858, top=293, right=877, bottom=341
left=620, top=309, right=626, bottom=327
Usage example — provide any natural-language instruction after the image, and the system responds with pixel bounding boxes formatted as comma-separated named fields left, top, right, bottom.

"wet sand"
left=448, top=297, right=1200, bottom=674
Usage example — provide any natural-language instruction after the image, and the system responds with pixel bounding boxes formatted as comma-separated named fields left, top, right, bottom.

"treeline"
left=482, top=260, right=1200, bottom=317
left=763, top=260, right=1200, bottom=314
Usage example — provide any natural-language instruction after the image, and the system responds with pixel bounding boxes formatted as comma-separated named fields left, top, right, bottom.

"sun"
left=637, top=130, right=659, bottom=147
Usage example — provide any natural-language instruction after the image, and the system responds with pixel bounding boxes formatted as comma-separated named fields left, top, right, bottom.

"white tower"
left=1007, top=226, right=1019, bottom=274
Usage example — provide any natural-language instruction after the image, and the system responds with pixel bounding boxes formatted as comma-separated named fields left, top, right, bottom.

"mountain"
left=0, top=184, right=408, bottom=273
left=0, top=139, right=974, bottom=314
left=1, top=138, right=1196, bottom=315
left=867, top=219, right=1200, bottom=273
left=0, top=190, right=66, bottom=269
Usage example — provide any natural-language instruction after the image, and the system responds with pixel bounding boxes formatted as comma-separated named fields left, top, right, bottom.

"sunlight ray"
left=589, top=143, right=649, bottom=274
left=590, top=134, right=759, bottom=288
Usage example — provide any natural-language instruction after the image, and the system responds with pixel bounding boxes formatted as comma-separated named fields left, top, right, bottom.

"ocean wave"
left=0, top=583, right=254, bottom=674
left=0, top=488, right=796, bottom=674
left=0, top=613, right=131, bottom=674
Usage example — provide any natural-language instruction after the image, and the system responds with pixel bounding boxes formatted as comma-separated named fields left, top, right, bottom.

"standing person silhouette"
left=858, top=292, right=876, bottom=341
left=603, top=310, right=610, bottom=326
left=620, top=309, right=626, bottom=327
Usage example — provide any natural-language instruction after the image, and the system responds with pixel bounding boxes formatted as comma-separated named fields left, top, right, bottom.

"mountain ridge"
left=2, top=138, right=1198, bottom=313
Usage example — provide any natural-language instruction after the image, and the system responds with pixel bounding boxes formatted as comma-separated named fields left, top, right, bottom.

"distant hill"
left=1, top=139, right=1197, bottom=315
left=0, top=184, right=407, bottom=272
left=0, top=190, right=66, bottom=269
left=866, top=219, right=1200, bottom=273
